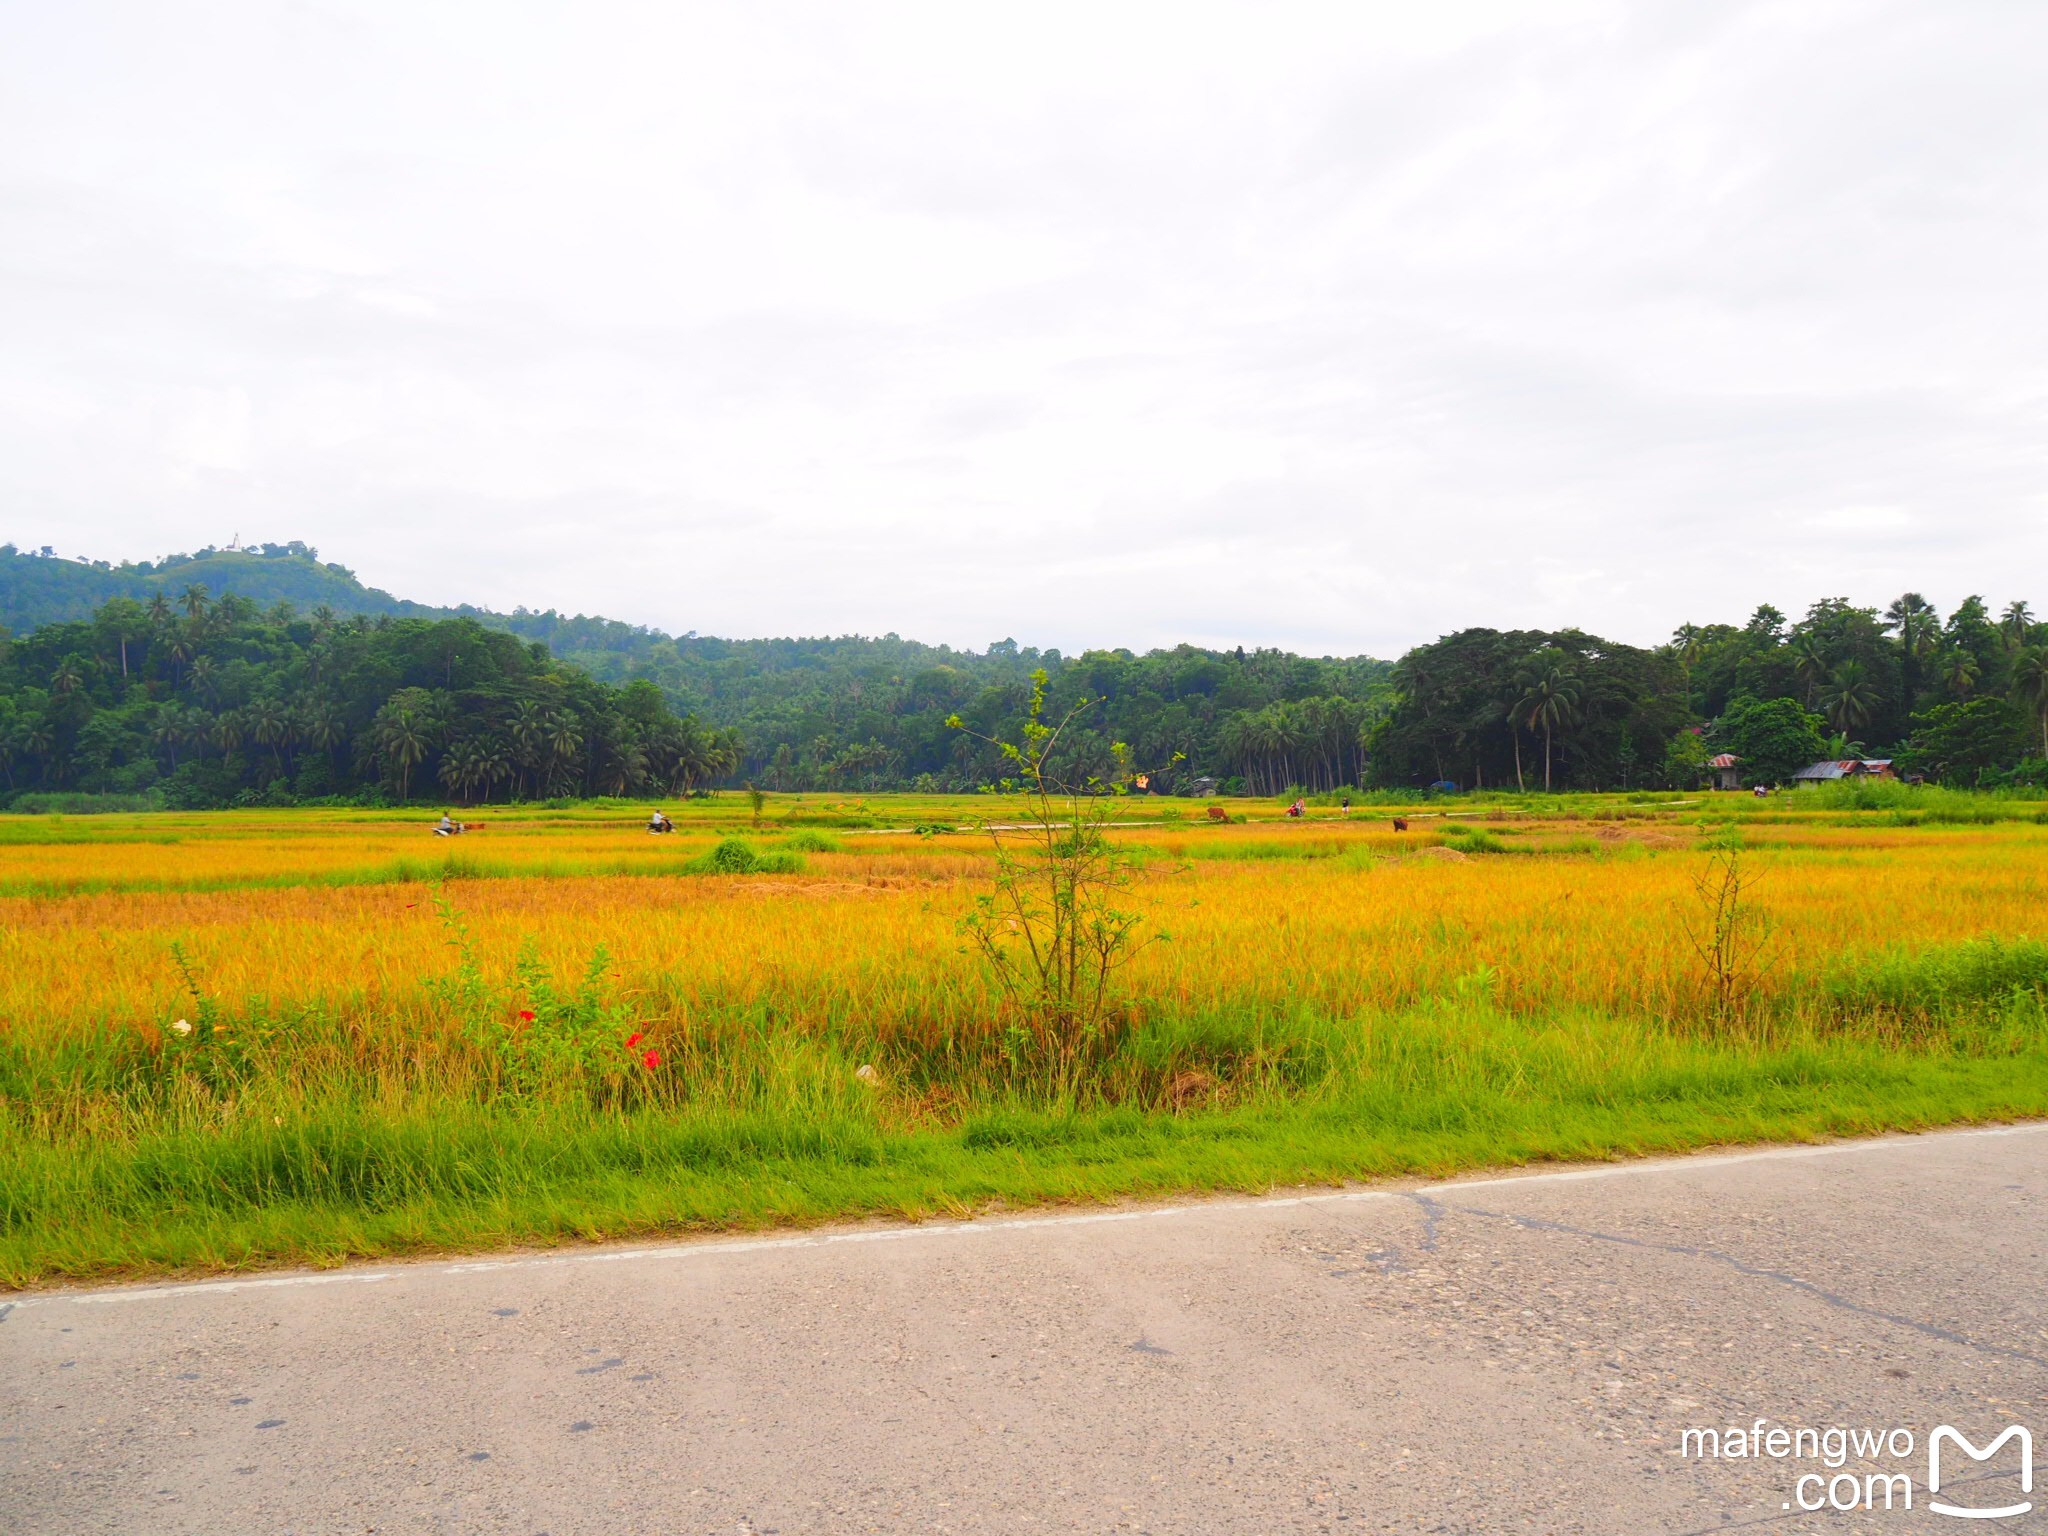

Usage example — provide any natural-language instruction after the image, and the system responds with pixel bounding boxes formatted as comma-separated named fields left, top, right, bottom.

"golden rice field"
left=7, top=787, right=2048, bottom=1286
left=5, top=794, right=2046, bottom=1038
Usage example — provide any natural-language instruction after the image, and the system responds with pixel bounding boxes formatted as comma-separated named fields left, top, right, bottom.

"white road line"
left=11, top=1121, right=2044, bottom=1311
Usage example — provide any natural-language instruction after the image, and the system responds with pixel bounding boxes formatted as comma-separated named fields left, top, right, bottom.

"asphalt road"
left=7, top=1124, right=2048, bottom=1535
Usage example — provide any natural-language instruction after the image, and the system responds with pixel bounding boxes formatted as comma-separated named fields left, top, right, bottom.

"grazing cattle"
left=1206, top=805, right=1230, bottom=823
left=1391, top=817, right=1408, bottom=832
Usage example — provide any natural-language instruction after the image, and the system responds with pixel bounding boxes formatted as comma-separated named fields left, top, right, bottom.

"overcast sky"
left=4, top=1, right=2044, bottom=657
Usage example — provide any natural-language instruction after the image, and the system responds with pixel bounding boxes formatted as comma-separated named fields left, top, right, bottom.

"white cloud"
left=3, top=0, right=2045, bottom=655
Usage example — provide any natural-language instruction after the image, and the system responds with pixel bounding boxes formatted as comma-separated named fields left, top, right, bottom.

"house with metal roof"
left=1708, top=753, right=1742, bottom=791
left=1790, top=759, right=1897, bottom=786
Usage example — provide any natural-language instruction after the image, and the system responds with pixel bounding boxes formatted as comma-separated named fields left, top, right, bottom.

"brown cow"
left=1391, top=817, right=1408, bottom=832
left=1205, top=805, right=1230, bottom=823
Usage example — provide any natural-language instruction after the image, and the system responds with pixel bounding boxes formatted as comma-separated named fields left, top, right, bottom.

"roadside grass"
left=9, top=999, right=2046, bottom=1288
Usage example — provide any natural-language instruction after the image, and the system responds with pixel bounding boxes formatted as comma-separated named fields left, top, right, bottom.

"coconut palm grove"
left=1, top=542, right=2044, bottom=809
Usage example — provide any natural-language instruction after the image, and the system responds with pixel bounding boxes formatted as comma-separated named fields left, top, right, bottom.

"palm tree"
left=1670, top=623, right=1706, bottom=710
left=471, top=738, right=511, bottom=802
left=49, top=658, right=83, bottom=698
left=376, top=708, right=433, bottom=801
left=657, top=715, right=720, bottom=795
left=151, top=706, right=185, bottom=769
left=592, top=726, right=647, bottom=797
left=212, top=593, right=256, bottom=630
left=1821, top=730, right=1867, bottom=760
left=708, top=727, right=744, bottom=785
left=1816, top=661, right=1880, bottom=735
left=301, top=700, right=348, bottom=767
left=247, top=698, right=294, bottom=776
left=163, top=625, right=196, bottom=690
left=543, top=712, right=583, bottom=795
left=1512, top=666, right=1582, bottom=792
left=2012, top=646, right=2048, bottom=761
left=145, top=592, right=172, bottom=630
left=180, top=707, right=212, bottom=761
left=2001, top=601, right=2035, bottom=655
left=438, top=740, right=486, bottom=803
left=508, top=701, right=548, bottom=798
left=99, top=597, right=148, bottom=679
left=211, top=709, right=247, bottom=759
left=1787, top=637, right=1831, bottom=708
left=1939, top=647, right=1981, bottom=700
left=1886, top=593, right=1938, bottom=712
left=180, top=583, right=211, bottom=619
left=20, top=718, right=55, bottom=785
left=186, top=655, right=220, bottom=708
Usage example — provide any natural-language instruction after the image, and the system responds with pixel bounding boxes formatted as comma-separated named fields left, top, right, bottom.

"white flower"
left=170, top=1019, right=192, bottom=1036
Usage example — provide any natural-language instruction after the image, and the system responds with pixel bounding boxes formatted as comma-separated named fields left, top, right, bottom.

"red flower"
left=625, top=1032, right=644, bottom=1048
left=641, top=1049, right=661, bottom=1070
left=517, top=1010, right=536, bottom=1023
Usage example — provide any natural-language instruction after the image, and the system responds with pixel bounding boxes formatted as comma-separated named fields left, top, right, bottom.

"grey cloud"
left=4, top=1, right=2046, bottom=657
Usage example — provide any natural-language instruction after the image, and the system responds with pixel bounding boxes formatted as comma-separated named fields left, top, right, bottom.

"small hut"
left=1790, top=759, right=1899, bottom=787
left=1708, top=753, right=1741, bottom=791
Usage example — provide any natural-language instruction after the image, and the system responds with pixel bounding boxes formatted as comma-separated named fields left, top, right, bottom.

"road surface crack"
left=1439, top=1201, right=2048, bottom=1370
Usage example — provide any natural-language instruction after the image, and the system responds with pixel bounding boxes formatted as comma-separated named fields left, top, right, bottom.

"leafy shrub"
left=425, top=888, right=661, bottom=1101
left=1443, top=829, right=1508, bottom=855
left=783, top=830, right=843, bottom=853
left=496, top=941, right=651, bottom=1096
left=685, top=838, right=804, bottom=875
left=711, top=838, right=757, bottom=872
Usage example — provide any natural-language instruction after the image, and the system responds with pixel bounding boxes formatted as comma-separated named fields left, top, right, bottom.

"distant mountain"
left=0, top=541, right=457, bottom=630
left=0, top=540, right=696, bottom=677
left=0, top=540, right=1051, bottom=712
left=0, top=538, right=1395, bottom=793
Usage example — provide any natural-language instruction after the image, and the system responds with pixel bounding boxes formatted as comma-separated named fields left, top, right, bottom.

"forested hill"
left=0, top=541, right=1395, bottom=801
left=6, top=541, right=2046, bottom=803
left=0, top=542, right=447, bottom=631
left=0, top=541, right=1054, bottom=716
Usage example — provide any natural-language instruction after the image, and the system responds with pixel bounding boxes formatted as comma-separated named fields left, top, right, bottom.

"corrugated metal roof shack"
left=1790, top=759, right=1896, bottom=786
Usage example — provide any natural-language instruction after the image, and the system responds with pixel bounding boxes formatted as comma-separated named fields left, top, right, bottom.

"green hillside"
left=0, top=542, right=456, bottom=630
left=0, top=539, right=1400, bottom=800
left=4, top=539, right=2041, bottom=801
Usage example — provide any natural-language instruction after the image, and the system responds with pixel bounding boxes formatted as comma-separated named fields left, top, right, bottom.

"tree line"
left=3, top=574, right=2047, bottom=805
left=0, top=589, right=737, bottom=807
left=1369, top=596, right=2048, bottom=791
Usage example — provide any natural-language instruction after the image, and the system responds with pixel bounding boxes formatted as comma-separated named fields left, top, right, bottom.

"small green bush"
left=686, top=838, right=804, bottom=875
left=1443, top=829, right=1508, bottom=855
left=712, top=838, right=758, bottom=872
left=784, top=830, right=843, bottom=853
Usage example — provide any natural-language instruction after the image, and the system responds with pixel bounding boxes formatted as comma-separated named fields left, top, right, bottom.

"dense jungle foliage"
left=3, top=543, right=2046, bottom=804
